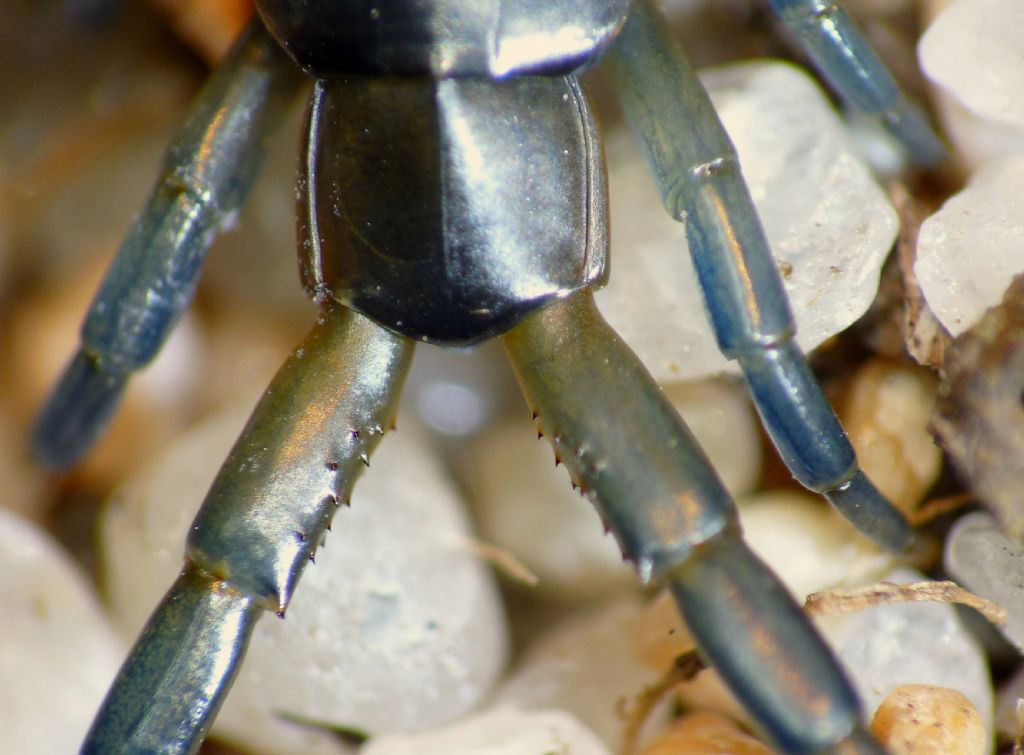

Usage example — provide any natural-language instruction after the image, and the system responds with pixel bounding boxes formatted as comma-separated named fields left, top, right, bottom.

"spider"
left=29, top=1, right=945, bottom=752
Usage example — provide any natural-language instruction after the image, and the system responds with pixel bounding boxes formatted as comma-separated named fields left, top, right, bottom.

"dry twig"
left=804, top=580, right=1006, bottom=626
left=619, top=650, right=705, bottom=755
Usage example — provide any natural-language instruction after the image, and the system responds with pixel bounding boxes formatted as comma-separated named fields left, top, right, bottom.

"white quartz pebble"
left=359, top=706, right=611, bottom=755
left=471, top=420, right=634, bottom=599
left=0, top=508, right=124, bottom=754
left=814, top=569, right=992, bottom=740
left=471, top=377, right=761, bottom=598
left=926, top=79, right=1024, bottom=171
left=493, top=597, right=661, bottom=748
left=102, top=399, right=507, bottom=753
left=597, top=60, right=897, bottom=382
left=919, top=0, right=1024, bottom=169
left=915, top=155, right=1024, bottom=336
left=920, top=0, right=1024, bottom=134
left=945, top=511, right=1024, bottom=652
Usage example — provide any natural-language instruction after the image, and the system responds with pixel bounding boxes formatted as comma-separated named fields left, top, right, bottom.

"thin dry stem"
left=619, top=649, right=705, bottom=755
left=909, top=491, right=975, bottom=527
left=619, top=579, right=1005, bottom=755
left=461, top=538, right=539, bottom=587
left=804, top=580, right=1006, bottom=626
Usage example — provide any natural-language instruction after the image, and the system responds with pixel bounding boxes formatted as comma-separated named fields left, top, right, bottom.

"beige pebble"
left=739, top=490, right=896, bottom=600
left=634, top=589, right=696, bottom=671
left=641, top=712, right=774, bottom=755
left=663, top=378, right=763, bottom=499
left=148, top=0, right=254, bottom=63
left=841, top=360, right=941, bottom=515
left=494, top=597, right=660, bottom=748
left=870, top=684, right=986, bottom=755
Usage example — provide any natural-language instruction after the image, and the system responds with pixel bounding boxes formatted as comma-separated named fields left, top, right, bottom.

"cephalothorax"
left=32, top=1, right=944, bottom=752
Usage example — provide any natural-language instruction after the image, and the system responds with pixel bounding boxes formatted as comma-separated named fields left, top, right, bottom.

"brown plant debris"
left=619, top=650, right=706, bottom=755
left=804, top=580, right=1007, bottom=626
left=932, top=274, right=1024, bottom=540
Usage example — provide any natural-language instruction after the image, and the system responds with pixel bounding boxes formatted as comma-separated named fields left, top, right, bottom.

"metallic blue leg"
left=82, top=567, right=259, bottom=755
left=768, top=0, right=946, bottom=167
left=84, top=303, right=414, bottom=753
left=607, top=0, right=912, bottom=552
left=740, top=343, right=911, bottom=548
left=504, top=293, right=884, bottom=754
left=32, top=19, right=303, bottom=470
left=670, top=540, right=877, bottom=755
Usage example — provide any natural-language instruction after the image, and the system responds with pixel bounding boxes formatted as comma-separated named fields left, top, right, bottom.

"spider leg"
left=767, top=0, right=946, bottom=167
left=607, top=0, right=912, bottom=552
left=83, top=302, right=414, bottom=753
left=32, top=19, right=304, bottom=470
left=504, top=292, right=884, bottom=754
left=81, top=568, right=259, bottom=755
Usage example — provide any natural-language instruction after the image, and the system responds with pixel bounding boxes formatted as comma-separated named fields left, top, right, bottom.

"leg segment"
left=606, top=0, right=912, bottom=552
left=32, top=20, right=304, bottom=470
left=82, top=568, right=259, bottom=754
left=84, top=303, right=414, bottom=752
left=504, top=293, right=882, bottom=754
left=768, top=0, right=946, bottom=167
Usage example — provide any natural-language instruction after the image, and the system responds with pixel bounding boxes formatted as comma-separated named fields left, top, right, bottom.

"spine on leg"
left=504, top=293, right=880, bottom=752
left=188, top=303, right=414, bottom=614
left=84, top=304, right=413, bottom=751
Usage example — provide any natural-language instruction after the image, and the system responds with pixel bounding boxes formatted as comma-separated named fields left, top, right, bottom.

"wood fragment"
left=891, top=181, right=951, bottom=369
